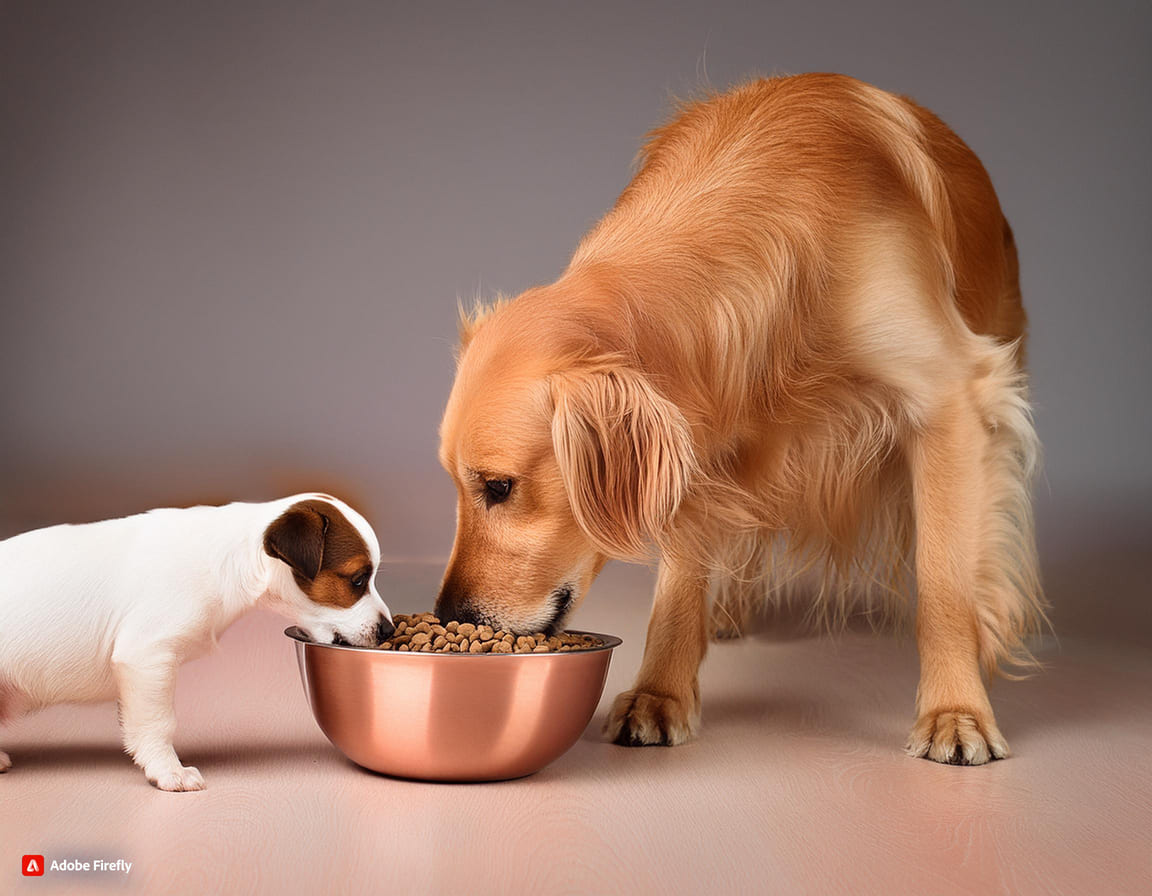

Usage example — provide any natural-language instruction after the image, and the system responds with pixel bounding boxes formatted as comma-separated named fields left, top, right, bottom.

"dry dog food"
left=378, top=613, right=603, bottom=653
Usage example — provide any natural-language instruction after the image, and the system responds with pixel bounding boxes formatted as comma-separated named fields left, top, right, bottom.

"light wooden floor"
left=1, top=560, right=1149, bottom=895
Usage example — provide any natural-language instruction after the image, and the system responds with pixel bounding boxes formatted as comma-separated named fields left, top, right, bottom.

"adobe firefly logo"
left=22, top=855, right=45, bottom=877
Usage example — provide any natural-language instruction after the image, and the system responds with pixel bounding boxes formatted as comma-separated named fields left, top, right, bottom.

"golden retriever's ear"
left=457, top=295, right=509, bottom=353
left=551, top=367, right=695, bottom=559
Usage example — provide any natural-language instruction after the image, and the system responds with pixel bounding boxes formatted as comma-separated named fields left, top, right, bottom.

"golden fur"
left=436, top=73, right=1046, bottom=764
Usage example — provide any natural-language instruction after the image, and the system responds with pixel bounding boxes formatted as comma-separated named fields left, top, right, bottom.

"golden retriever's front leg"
left=605, top=559, right=708, bottom=746
left=905, top=400, right=1010, bottom=765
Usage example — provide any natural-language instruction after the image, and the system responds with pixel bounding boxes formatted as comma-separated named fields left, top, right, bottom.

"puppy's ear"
left=263, top=505, right=329, bottom=580
left=551, top=367, right=695, bottom=559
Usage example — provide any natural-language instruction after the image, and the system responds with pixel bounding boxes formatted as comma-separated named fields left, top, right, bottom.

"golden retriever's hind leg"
left=605, top=558, right=708, bottom=746
left=905, top=396, right=1010, bottom=765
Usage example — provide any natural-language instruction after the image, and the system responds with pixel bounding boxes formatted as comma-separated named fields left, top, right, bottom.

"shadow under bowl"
left=285, top=627, right=622, bottom=782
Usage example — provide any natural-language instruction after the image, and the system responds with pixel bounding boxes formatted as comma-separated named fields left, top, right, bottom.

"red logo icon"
left=22, top=855, right=45, bottom=876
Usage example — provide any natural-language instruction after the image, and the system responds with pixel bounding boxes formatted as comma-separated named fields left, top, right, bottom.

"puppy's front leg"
left=113, top=652, right=204, bottom=791
left=605, top=559, right=708, bottom=746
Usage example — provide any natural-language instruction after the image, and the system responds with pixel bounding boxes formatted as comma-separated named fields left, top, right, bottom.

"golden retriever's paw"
left=605, top=689, right=699, bottom=746
left=905, top=709, right=1010, bottom=766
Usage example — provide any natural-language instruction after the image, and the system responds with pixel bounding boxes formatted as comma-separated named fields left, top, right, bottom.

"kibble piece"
left=431, top=624, right=447, bottom=636
left=433, top=635, right=448, bottom=649
left=533, top=645, right=550, bottom=653
left=410, top=632, right=431, bottom=647
left=445, top=620, right=459, bottom=633
left=398, top=644, right=410, bottom=651
left=457, top=623, right=476, bottom=638
left=414, top=621, right=432, bottom=635
left=492, top=641, right=513, bottom=654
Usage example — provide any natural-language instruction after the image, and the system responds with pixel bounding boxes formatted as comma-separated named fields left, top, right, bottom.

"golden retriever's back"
left=575, top=73, right=1025, bottom=354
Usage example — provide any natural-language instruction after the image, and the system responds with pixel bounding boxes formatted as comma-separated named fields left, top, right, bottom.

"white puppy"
left=0, top=493, right=393, bottom=791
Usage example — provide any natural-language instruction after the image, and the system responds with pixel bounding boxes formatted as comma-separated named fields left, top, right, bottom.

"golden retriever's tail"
left=969, top=337, right=1049, bottom=678
left=845, top=80, right=959, bottom=295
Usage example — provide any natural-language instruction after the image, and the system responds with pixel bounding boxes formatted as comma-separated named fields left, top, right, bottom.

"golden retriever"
left=436, top=73, right=1045, bottom=765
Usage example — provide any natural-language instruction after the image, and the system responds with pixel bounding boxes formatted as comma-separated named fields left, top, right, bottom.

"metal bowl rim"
left=284, top=626, right=622, bottom=655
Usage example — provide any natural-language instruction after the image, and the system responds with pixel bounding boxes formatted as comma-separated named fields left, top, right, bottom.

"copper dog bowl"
left=286, top=627, right=621, bottom=781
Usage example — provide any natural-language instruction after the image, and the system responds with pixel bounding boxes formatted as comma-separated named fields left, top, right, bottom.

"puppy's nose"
left=375, top=616, right=395, bottom=643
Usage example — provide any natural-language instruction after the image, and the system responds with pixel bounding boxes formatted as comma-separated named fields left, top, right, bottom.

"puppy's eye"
left=484, top=479, right=513, bottom=505
left=350, top=573, right=369, bottom=589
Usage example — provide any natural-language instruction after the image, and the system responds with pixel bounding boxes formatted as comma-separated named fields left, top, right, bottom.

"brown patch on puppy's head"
left=263, top=499, right=374, bottom=608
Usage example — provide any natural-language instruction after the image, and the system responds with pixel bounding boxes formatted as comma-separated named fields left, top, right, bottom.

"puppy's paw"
left=148, top=764, right=206, bottom=792
left=604, top=689, right=699, bottom=746
left=905, top=709, right=1010, bottom=766
left=0, top=750, right=11, bottom=772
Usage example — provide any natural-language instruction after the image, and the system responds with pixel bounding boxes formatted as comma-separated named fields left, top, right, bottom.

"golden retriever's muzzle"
left=544, top=584, right=575, bottom=634
left=435, top=579, right=576, bottom=635
left=433, top=577, right=476, bottom=625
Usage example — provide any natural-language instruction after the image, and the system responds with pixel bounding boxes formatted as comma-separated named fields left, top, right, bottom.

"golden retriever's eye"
left=484, top=479, right=513, bottom=506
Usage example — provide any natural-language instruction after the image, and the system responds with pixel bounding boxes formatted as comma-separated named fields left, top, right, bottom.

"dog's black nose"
left=375, top=616, right=395, bottom=643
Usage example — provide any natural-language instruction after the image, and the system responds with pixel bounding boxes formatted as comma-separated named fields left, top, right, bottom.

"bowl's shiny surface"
left=286, top=626, right=621, bottom=781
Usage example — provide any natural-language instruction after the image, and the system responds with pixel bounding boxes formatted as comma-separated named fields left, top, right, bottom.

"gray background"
left=2, top=1, right=1149, bottom=613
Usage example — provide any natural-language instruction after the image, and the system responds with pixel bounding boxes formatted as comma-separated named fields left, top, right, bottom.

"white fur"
left=0, top=493, right=391, bottom=791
